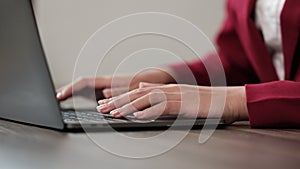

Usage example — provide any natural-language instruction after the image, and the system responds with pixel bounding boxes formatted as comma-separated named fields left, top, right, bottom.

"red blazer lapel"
left=235, top=0, right=278, bottom=82
left=281, top=0, right=300, bottom=80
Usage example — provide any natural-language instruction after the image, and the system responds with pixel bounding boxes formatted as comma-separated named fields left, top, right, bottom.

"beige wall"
left=32, top=0, right=225, bottom=88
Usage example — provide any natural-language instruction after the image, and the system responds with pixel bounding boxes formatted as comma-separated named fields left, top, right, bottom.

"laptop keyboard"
left=62, top=111, right=130, bottom=123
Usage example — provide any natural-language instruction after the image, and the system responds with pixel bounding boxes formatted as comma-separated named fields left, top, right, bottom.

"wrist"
left=227, top=86, right=249, bottom=122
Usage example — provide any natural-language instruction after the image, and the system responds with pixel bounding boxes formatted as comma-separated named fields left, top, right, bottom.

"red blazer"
left=170, top=0, right=300, bottom=127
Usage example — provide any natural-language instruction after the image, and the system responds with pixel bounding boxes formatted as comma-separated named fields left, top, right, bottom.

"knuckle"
left=149, top=92, right=165, bottom=102
left=148, top=91, right=159, bottom=98
left=123, top=103, right=137, bottom=113
left=112, top=98, right=123, bottom=108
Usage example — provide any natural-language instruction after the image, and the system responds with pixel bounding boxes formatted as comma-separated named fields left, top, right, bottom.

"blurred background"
left=32, top=0, right=224, bottom=88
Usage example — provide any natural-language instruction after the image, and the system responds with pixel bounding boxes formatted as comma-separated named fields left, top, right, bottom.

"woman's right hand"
left=56, top=69, right=175, bottom=101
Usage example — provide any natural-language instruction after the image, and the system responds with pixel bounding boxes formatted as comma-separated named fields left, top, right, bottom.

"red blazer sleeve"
left=246, top=81, right=300, bottom=128
left=168, top=0, right=259, bottom=86
left=167, top=1, right=300, bottom=128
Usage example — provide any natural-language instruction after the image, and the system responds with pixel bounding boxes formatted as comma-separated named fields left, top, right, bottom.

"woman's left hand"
left=96, top=83, right=248, bottom=123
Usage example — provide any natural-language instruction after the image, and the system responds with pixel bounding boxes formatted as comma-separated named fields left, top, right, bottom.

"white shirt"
left=255, top=0, right=286, bottom=80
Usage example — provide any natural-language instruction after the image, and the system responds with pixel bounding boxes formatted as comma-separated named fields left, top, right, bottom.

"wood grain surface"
left=0, top=120, right=299, bottom=169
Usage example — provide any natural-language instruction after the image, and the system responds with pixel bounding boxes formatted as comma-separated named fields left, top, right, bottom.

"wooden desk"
left=0, top=119, right=299, bottom=169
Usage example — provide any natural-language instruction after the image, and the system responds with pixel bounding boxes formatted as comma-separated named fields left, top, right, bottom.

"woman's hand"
left=56, top=76, right=133, bottom=101
left=97, top=83, right=249, bottom=123
left=56, top=69, right=175, bottom=101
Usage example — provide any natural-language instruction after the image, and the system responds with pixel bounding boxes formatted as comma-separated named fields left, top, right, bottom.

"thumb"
left=139, top=82, right=164, bottom=88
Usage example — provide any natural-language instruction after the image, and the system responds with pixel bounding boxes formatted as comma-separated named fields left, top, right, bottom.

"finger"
left=139, top=82, right=164, bottom=88
left=100, top=85, right=185, bottom=113
left=97, top=88, right=149, bottom=113
left=56, top=78, right=92, bottom=101
left=56, top=85, right=69, bottom=101
left=96, top=96, right=117, bottom=114
left=56, top=84, right=71, bottom=99
left=133, top=101, right=181, bottom=119
left=98, top=97, right=113, bottom=105
left=102, top=87, right=130, bottom=98
left=98, top=84, right=183, bottom=113
left=57, top=77, right=112, bottom=101
left=56, top=83, right=84, bottom=101
left=111, top=92, right=169, bottom=117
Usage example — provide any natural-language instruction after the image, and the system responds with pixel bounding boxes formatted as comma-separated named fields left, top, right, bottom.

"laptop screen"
left=0, top=0, right=64, bottom=129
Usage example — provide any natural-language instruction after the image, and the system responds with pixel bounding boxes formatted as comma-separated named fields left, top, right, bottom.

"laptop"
left=0, top=0, right=224, bottom=131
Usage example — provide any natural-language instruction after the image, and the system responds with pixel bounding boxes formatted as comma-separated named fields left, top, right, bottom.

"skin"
left=56, top=69, right=174, bottom=100
left=56, top=69, right=249, bottom=123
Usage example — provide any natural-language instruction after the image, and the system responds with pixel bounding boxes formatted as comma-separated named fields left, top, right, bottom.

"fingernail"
left=96, top=106, right=102, bottom=112
left=56, top=92, right=62, bottom=98
left=110, top=109, right=120, bottom=117
left=112, top=113, right=121, bottom=118
left=98, top=104, right=109, bottom=110
left=110, top=109, right=118, bottom=115
left=98, top=99, right=109, bottom=104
